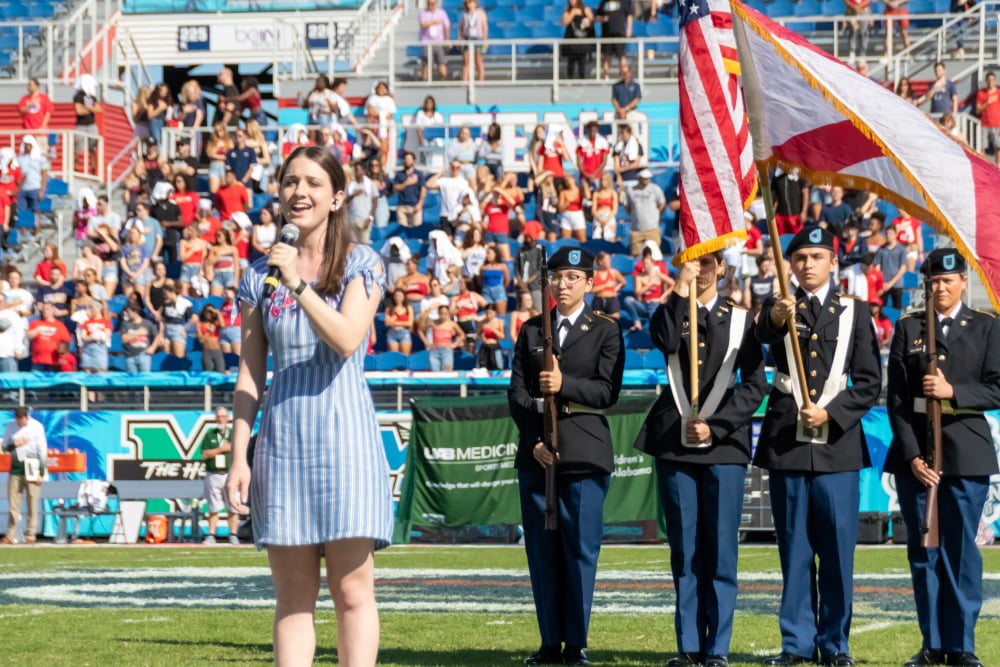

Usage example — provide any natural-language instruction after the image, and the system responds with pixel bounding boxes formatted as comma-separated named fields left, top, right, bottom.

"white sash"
left=780, top=297, right=854, bottom=443
left=781, top=297, right=854, bottom=409
left=666, top=305, right=748, bottom=448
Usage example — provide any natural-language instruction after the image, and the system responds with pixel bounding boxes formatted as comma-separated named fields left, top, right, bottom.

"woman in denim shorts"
left=479, top=244, right=510, bottom=314
left=219, top=286, right=241, bottom=356
left=179, top=224, right=208, bottom=295
left=160, top=283, right=195, bottom=357
left=384, top=287, right=415, bottom=354
left=423, top=305, right=466, bottom=372
left=207, top=228, right=241, bottom=297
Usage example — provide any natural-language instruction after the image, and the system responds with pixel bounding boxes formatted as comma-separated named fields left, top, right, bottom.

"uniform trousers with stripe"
left=656, top=460, right=746, bottom=657
left=519, top=466, right=609, bottom=649
left=769, top=470, right=860, bottom=660
left=896, top=473, right=989, bottom=654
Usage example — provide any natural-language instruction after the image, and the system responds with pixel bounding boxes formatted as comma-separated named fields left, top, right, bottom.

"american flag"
left=676, top=0, right=757, bottom=262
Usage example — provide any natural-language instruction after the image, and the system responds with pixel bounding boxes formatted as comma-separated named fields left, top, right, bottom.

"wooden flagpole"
left=756, top=163, right=812, bottom=409
left=689, top=275, right=700, bottom=444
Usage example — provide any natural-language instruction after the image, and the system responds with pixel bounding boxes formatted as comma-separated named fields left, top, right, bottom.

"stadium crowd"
left=1, top=55, right=994, bottom=376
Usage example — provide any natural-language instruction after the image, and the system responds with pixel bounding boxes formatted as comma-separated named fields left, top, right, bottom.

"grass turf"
left=0, top=545, right=996, bottom=666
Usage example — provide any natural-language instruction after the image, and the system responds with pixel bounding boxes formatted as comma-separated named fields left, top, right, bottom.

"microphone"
left=262, top=224, right=300, bottom=299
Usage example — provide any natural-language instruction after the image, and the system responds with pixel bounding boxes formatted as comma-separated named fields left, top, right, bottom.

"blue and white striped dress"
left=238, top=244, right=393, bottom=550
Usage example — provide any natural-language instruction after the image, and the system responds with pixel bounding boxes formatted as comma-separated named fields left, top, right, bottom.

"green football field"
left=0, top=545, right=997, bottom=666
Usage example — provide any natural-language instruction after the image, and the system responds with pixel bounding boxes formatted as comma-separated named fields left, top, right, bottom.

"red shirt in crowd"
left=539, top=140, right=566, bottom=179
left=891, top=215, right=921, bottom=246
left=172, top=191, right=199, bottom=225
left=18, top=92, right=54, bottom=130
left=57, top=351, right=78, bottom=372
left=873, top=315, right=893, bottom=346
left=576, top=135, right=609, bottom=179
left=80, top=317, right=113, bottom=346
left=34, top=259, right=68, bottom=284
left=633, top=259, right=669, bottom=278
left=484, top=200, right=511, bottom=235
left=214, top=182, right=249, bottom=223
left=0, top=165, right=22, bottom=199
left=521, top=220, right=543, bottom=241
left=976, top=87, right=1000, bottom=128
left=866, top=266, right=885, bottom=298
left=29, top=318, right=71, bottom=366
left=745, top=224, right=762, bottom=251
left=193, top=216, right=222, bottom=244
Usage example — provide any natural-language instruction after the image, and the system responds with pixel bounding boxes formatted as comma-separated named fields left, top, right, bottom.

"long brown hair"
left=278, top=146, right=350, bottom=297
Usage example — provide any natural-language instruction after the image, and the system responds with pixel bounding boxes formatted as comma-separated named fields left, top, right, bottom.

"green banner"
left=396, top=394, right=658, bottom=543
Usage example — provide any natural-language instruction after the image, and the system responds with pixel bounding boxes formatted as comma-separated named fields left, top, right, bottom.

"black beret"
left=547, top=246, right=595, bottom=273
left=923, top=248, right=966, bottom=276
left=785, top=226, right=836, bottom=256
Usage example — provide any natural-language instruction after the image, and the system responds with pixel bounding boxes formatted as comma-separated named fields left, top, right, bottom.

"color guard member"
left=885, top=249, right=998, bottom=667
left=508, top=246, right=626, bottom=665
left=634, top=253, right=767, bottom=667
left=754, top=227, right=882, bottom=667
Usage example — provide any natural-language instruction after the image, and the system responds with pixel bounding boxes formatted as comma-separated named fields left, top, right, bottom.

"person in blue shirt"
left=392, top=151, right=427, bottom=228
left=225, top=128, right=257, bottom=185
left=611, top=62, right=642, bottom=120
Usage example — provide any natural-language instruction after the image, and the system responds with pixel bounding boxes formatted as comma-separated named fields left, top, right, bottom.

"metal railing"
left=377, top=34, right=680, bottom=103
left=0, top=127, right=104, bottom=187
left=264, top=0, right=406, bottom=92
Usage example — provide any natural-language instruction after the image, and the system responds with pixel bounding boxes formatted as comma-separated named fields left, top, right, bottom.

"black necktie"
left=558, top=319, right=571, bottom=345
left=809, top=296, right=822, bottom=322
left=939, top=317, right=953, bottom=340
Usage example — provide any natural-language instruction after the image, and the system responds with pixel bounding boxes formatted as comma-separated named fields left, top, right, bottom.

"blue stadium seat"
left=45, top=179, right=69, bottom=196
left=160, top=354, right=193, bottom=372
left=627, top=329, right=653, bottom=350
left=611, top=254, right=635, bottom=274
left=901, top=271, right=921, bottom=289
left=883, top=306, right=901, bottom=324
left=17, top=210, right=35, bottom=229
left=642, top=349, right=666, bottom=370
left=108, top=294, right=129, bottom=315
left=407, top=350, right=430, bottom=371
left=454, top=351, right=477, bottom=370
left=374, top=351, right=408, bottom=371
left=0, top=3, right=29, bottom=18
left=765, top=1, right=796, bottom=17
left=491, top=6, right=515, bottom=22
left=625, top=350, right=643, bottom=370
left=364, top=354, right=377, bottom=371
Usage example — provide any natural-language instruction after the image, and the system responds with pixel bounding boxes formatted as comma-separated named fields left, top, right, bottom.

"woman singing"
left=227, top=146, right=392, bottom=667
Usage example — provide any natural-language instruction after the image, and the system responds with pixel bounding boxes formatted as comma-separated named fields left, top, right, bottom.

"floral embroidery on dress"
left=268, top=293, right=297, bottom=319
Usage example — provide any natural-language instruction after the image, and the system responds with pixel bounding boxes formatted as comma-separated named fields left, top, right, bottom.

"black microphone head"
left=278, top=224, right=300, bottom=245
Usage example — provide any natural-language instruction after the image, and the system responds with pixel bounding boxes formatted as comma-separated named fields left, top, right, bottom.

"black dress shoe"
left=667, top=653, right=703, bottom=667
left=563, top=646, right=590, bottom=665
left=764, top=652, right=812, bottom=666
left=704, top=655, right=729, bottom=667
left=946, top=653, right=984, bottom=667
left=905, top=649, right=945, bottom=666
left=524, top=646, right=563, bottom=665
left=823, top=654, right=855, bottom=667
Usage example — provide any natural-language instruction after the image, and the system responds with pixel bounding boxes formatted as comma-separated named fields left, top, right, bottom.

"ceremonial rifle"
left=922, top=276, right=943, bottom=548
left=539, top=247, right=559, bottom=531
